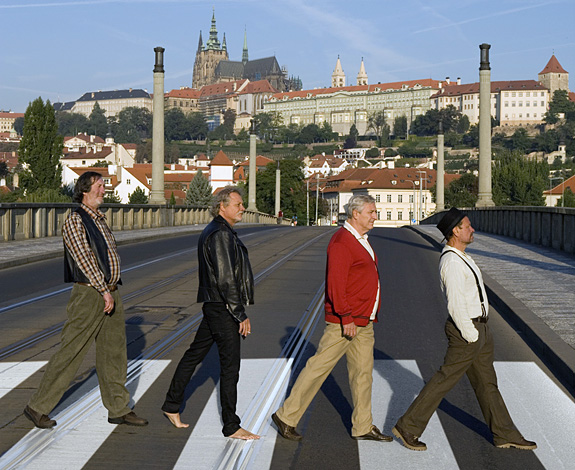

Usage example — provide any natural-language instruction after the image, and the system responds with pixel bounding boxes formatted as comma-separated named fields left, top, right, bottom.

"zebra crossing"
left=1, top=359, right=574, bottom=469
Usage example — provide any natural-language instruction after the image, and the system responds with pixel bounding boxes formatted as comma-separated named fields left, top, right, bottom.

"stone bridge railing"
left=0, top=203, right=283, bottom=242
left=423, top=206, right=575, bottom=255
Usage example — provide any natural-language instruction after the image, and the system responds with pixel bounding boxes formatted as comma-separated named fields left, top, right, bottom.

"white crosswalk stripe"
left=0, top=362, right=47, bottom=400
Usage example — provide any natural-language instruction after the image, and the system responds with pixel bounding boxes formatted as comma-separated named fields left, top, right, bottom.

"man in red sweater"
left=272, top=195, right=392, bottom=442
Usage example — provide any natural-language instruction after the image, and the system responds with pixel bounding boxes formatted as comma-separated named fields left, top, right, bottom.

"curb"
left=405, top=225, right=575, bottom=395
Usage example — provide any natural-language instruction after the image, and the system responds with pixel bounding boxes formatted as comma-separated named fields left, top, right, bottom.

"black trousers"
left=162, top=302, right=242, bottom=436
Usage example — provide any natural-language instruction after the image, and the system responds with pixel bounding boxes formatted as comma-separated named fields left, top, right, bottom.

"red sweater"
left=324, top=227, right=380, bottom=326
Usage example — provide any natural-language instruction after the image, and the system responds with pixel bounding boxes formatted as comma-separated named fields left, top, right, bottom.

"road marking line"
left=0, top=362, right=47, bottom=400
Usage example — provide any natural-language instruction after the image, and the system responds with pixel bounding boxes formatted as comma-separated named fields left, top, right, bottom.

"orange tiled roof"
left=210, top=150, right=233, bottom=166
left=0, top=112, right=25, bottom=118
left=237, top=80, right=278, bottom=95
left=61, top=147, right=113, bottom=160
left=544, top=174, right=575, bottom=195
left=431, top=80, right=547, bottom=99
left=165, top=88, right=200, bottom=99
left=199, top=80, right=248, bottom=97
left=539, top=55, right=568, bottom=75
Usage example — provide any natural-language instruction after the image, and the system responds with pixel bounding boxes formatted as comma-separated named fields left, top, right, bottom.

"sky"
left=1, top=0, right=574, bottom=113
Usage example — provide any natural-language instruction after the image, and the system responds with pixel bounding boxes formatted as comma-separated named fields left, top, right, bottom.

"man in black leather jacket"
left=162, top=186, right=259, bottom=440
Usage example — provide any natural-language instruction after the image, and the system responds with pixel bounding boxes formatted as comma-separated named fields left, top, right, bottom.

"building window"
left=126, top=179, right=131, bottom=185
left=375, top=194, right=380, bottom=202
left=377, top=210, right=381, bottom=220
left=541, top=101, right=545, bottom=107
left=409, top=211, right=413, bottom=221
left=409, top=195, right=414, bottom=203
left=398, top=211, right=403, bottom=221
left=398, top=195, right=403, bottom=203
left=387, top=211, right=392, bottom=220
left=387, top=194, right=392, bottom=203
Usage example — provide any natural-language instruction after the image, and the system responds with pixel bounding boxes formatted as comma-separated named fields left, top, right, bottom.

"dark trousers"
left=397, top=318, right=523, bottom=446
left=162, top=302, right=242, bottom=436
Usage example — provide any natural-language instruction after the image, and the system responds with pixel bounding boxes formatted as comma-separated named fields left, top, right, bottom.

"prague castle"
left=192, top=10, right=301, bottom=92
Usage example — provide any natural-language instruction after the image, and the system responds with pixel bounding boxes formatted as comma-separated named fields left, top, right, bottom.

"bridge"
left=0, top=216, right=574, bottom=469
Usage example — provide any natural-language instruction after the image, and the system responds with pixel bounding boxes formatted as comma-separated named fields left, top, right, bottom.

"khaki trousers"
left=397, top=319, right=523, bottom=446
left=276, top=321, right=375, bottom=436
left=29, top=284, right=131, bottom=419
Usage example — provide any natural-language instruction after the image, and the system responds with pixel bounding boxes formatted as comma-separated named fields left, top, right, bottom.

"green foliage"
left=365, top=147, right=380, bottom=158
left=343, top=124, right=359, bottom=149
left=18, top=97, right=63, bottom=193
left=251, top=159, right=307, bottom=220
left=165, top=108, right=190, bottom=141
left=56, top=112, right=90, bottom=136
left=393, top=116, right=408, bottom=139
left=169, top=192, right=177, bottom=207
left=88, top=102, right=108, bottom=138
left=492, top=150, right=548, bottom=206
left=557, top=188, right=575, bottom=207
left=367, top=110, right=387, bottom=146
left=462, top=125, right=479, bottom=147
left=0, top=160, right=9, bottom=178
left=223, top=108, right=236, bottom=134
left=165, top=141, right=181, bottom=164
left=545, top=90, right=575, bottom=124
left=186, top=169, right=213, bottom=206
left=21, top=188, right=72, bottom=203
left=91, top=160, right=110, bottom=167
left=397, top=139, right=432, bottom=158
left=384, top=148, right=398, bottom=157
left=110, top=107, right=152, bottom=144
left=437, top=172, right=478, bottom=208
left=14, top=117, right=25, bottom=136
left=128, top=186, right=148, bottom=204
left=253, top=111, right=284, bottom=142
left=508, top=127, right=532, bottom=153
left=103, top=192, right=122, bottom=203
left=236, top=128, right=249, bottom=142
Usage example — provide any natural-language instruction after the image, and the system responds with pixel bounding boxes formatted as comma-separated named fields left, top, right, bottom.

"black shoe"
left=272, top=412, right=302, bottom=441
left=392, top=424, right=427, bottom=451
left=496, top=437, right=537, bottom=450
left=353, top=425, right=393, bottom=442
left=24, top=405, right=56, bottom=429
left=108, top=411, right=148, bottom=426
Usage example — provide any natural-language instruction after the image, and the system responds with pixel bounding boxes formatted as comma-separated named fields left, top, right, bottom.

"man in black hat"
left=392, top=208, right=536, bottom=451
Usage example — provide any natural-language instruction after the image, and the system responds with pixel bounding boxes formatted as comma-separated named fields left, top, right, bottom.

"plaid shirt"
left=62, top=203, right=121, bottom=295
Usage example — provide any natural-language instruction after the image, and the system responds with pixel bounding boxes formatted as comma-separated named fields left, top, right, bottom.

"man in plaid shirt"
left=24, top=171, right=147, bottom=428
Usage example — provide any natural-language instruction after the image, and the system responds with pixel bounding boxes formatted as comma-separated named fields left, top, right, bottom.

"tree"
left=343, top=124, right=359, bottom=149
left=112, top=107, right=152, bottom=143
left=253, top=111, right=283, bottom=142
left=456, top=115, right=470, bottom=134
left=462, top=124, right=479, bottom=147
left=186, top=169, right=213, bottom=206
left=297, top=124, right=322, bottom=144
left=104, top=192, right=122, bottom=203
left=367, top=110, right=388, bottom=145
left=0, top=160, right=9, bottom=179
left=435, top=172, right=478, bottom=208
left=56, top=112, right=89, bottom=137
left=393, top=116, right=408, bottom=139
left=492, top=150, right=548, bottom=206
left=169, top=192, right=177, bottom=207
left=164, top=108, right=189, bottom=141
left=545, top=90, right=575, bottom=124
left=222, top=108, right=236, bottom=136
left=251, top=159, right=307, bottom=221
left=88, top=102, right=108, bottom=138
left=165, top=141, right=181, bottom=164
left=187, top=112, right=209, bottom=140
left=508, top=127, right=532, bottom=153
left=18, top=97, right=63, bottom=193
left=128, top=187, right=148, bottom=204
left=14, top=117, right=25, bottom=136
left=557, top=188, right=575, bottom=207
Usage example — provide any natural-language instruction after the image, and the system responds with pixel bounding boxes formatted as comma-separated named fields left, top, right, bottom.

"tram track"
left=0, top=230, right=332, bottom=470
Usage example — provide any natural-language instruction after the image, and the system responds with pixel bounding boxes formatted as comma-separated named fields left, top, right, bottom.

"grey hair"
left=345, top=194, right=376, bottom=219
left=211, top=185, right=243, bottom=217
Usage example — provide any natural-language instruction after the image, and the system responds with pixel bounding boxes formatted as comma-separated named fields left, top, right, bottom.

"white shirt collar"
left=344, top=221, right=368, bottom=241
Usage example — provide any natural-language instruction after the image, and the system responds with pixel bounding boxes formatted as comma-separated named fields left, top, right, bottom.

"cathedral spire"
left=197, top=30, right=204, bottom=52
left=331, top=55, right=345, bottom=88
left=242, top=27, right=249, bottom=65
left=222, top=33, right=227, bottom=52
left=357, top=57, right=368, bottom=86
left=205, top=7, right=221, bottom=50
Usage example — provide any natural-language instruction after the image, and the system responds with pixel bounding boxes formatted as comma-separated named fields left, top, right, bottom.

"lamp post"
left=416, top=170, right=427, bottom=222
left=549, top=176, right=565, bottom=207
left=407, top=180, right=416, bottom=225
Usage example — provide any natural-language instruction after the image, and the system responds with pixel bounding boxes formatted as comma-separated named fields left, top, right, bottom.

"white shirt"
left=439, top=245, right=489, bottom=343
left=344, top=221, right=380, bottom=320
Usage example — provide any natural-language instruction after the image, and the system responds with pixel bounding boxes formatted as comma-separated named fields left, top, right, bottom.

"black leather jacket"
left=197, top=215, right=254, bottom=322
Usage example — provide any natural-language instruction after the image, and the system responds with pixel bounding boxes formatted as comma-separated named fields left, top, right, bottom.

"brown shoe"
left=392, top=424, right=427, bottom=451
left=496, top=437, right=537, bottom=450
left=24, top=405, right=56, bottom=429
left=272, top=412, right=302, bottom=441
left=108, top=411, right=148, bottom=426
left=353, top=425, right=393, bottom=442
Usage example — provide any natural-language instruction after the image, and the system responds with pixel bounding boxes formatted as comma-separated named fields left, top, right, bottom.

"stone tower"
left=538, top=54, right=569, bottom=97
left=192, top=9, right=229, bottom=89
left=331, top=56, right=345, bottom=88
left=357, top=58, right=368, bottom=86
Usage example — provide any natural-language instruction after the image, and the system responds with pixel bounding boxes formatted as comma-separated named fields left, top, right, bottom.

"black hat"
left=437, top=207, right=466, bottom=239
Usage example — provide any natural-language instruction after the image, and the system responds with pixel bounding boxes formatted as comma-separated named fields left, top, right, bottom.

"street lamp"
left=549, top=176, right=565, bottom=207
left=416, top=170, right=427, bottom=222
left=406, top=180, right=417, bottom=225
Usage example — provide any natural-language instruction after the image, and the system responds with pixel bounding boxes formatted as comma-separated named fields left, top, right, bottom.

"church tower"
left=356, top=57, right=368, bottom=86
left=242, top=28, right=249, bottom=65
left=331, top=56, right=345, bottom=88
left=538, top=54, right=569, bottom=97
left=192, top=9, right=229, bottom=89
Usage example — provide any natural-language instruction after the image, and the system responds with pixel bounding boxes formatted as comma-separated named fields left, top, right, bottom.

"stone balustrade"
left=423, top=206, right=575, bottom=255
left=0, top=203, right=283, bottom=242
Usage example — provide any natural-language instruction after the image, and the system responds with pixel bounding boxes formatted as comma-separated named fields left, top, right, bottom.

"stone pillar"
left=476, top=43, right=495, bottom=207
left=275, top=161, right=281, bottom=217
left=150, top=46, right=166, bottom=205
left=248, top=119, right=258, bottom=211
left=436, top=121, right=445, bottom=212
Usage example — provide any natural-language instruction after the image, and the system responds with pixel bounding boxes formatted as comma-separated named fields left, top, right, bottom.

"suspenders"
left=440, top=250, right=487, bottom=318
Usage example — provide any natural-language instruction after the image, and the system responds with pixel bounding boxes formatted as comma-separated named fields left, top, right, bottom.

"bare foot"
left=163, top=411, right=189, bottom=428
left=228, top=427, right=260, bottom=440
